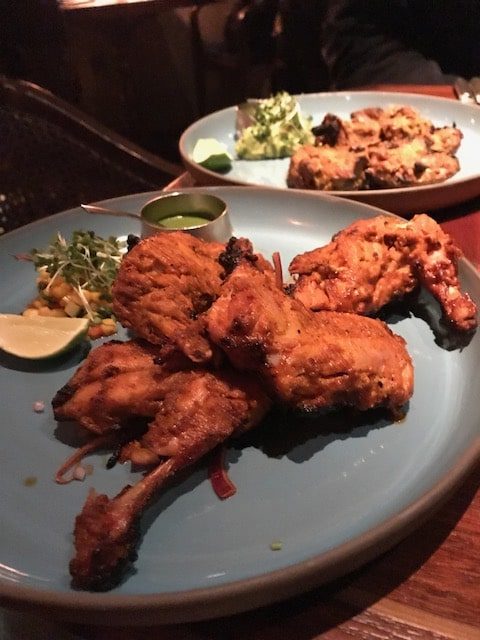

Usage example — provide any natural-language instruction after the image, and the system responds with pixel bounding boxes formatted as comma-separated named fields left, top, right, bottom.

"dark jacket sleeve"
left=321, top=0, right=457, bottom=89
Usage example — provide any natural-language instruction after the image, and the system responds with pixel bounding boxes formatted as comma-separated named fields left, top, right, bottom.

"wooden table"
left=2, top=84, right=479, bottom=640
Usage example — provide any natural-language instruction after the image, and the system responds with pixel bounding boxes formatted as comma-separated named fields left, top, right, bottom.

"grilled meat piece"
left=288, top=105, right=462, bottom=191
left=365, top=138, right=460, bottom=188
left=372, top=105, right=434, bottom=141
left=112, top=232, right=270, bottom=364
left=206, top=262, right=413, bottom=413
left=350, top=105, right=462, bottom=153
left=287, top=144, right=368, bottom=190
left=112, top=231, right=224, bottom=363
left=289, top=214, right=477, bottom=332
left=312, top=110, right=383, bottom=150
left=69, top=368, right=271, bottom=590
left=219, top=236, right=273, bottom=276
left=52, top=339, right=191, bottom=434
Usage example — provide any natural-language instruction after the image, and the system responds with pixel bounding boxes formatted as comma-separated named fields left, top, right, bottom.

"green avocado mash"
left=235, top=92, right=314, bottom=160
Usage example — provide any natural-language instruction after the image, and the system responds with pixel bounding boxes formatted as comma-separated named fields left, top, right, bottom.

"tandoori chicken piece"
left=112, top=231, right=225, bottom=363
left=313, top=106, right=463, bottom=154
left=287, top=144, right=368, bottom=191
left=288, top=105, right=462, bottom=191
left=69, top=368, right=271, bottom=590
left=112, top=232, right=271, bottom=363
left=52, top=339, right=191, bottom=434
left=364, top=138, right=460, bottom=188
left=289, top=214, right=477, bottom=332
left=206, top=262, right=413, bottom=413
left=362, top=105, right=462, bottom=152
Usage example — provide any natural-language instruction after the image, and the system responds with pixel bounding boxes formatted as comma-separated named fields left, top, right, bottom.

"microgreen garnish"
left=30, top=231, right=123, bottom=321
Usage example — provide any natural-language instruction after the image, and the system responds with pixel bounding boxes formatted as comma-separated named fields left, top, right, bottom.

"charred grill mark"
left=231, top=317, right=246, bottom=333
left=106, top=444, right=122, bottom=469
left=126, top=234, right=140, bottom=252
left=105, top=421, right=149, bottom=469
left=364, top=172, right=387, bottom=189
left=414, top=162, right=427, bottom=177
left=52, top=383, right=76, bottom=409
left=190, top=293, right=216, bottom=319
left=354, top=155, right=369, bottom=176
left=102, top=365, right=121, bottom=378
left=220, top=334, right=267, bottom=367
left=219, top=237, right=258, bottom=276
left=311, top=114, right=342, bottom=146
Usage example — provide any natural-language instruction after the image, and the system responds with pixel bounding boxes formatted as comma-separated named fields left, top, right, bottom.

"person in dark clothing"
left=276, top=0, right=329, bottom=93
left=321, top=0, right=480, bottom=89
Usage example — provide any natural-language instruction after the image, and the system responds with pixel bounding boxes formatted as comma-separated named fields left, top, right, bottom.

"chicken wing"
left=52, top=339, right=190, bottom=434
left=289, top=214, right=477, bottom=332
left=69, top=368, right=271, bottom=590
left=206, top=262, right=413, bottom=413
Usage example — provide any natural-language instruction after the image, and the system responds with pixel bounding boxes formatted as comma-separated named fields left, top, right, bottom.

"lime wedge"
left=0, top=314, right=89, bottom=360
left=192, top=138, right=232, bottom=171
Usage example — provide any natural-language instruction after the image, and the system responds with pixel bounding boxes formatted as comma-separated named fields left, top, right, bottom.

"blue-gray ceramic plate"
left=179, top=91, right=480, bottom=215
left=0, top=187, right=479, bottom=625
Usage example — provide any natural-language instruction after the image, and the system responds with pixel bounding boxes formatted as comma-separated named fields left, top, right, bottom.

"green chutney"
left=158, top=213, right=212, bottom=229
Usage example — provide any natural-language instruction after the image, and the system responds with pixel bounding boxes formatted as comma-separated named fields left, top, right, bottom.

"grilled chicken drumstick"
left=289, top=214, right=477, bottom=332
left=69, top=368, right=270, bottom=590
left=206, top=262, right=413, bottom=413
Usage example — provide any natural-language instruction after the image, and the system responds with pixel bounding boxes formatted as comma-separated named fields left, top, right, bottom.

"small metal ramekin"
left=140, top=192, right=233, bottom=242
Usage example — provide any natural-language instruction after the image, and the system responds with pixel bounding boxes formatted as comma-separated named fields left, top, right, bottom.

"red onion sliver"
left=208, top=446, right=237, bottom=500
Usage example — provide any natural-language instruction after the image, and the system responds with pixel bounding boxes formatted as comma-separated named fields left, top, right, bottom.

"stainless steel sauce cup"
left=140, top=192, right=233, bottom=242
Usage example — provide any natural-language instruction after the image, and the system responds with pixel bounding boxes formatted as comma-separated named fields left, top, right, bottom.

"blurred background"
left=0, top=0, right=329, bottom=165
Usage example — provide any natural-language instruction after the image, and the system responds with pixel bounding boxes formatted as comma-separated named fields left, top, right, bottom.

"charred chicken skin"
left=289, top=214, right=477, bottom=332
left=206, top=262, right=413, bottom=413
left=69, top=367, right=271, bottom=590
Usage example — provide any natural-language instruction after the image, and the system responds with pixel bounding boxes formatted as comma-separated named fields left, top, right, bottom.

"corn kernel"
left=49, top=281, right=71, bottom=300
left=84, top=290, right=101, bottom=302
left=88, top=325, right=104, bottom=340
